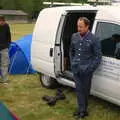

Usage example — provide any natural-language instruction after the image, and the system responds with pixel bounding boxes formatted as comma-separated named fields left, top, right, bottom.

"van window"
left=95, top=22, right=120, bottom=58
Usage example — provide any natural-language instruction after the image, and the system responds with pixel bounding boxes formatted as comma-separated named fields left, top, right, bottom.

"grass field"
left=10, top=23, right=35, bottom=41
left=0, top=23, right=120, bottom=120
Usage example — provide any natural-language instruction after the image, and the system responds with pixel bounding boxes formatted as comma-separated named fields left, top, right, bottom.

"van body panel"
left=96, top=6, right=120, bottom=23
left=92, top=57, right=120, bottom=100
left=32, top=8, right=64, bottom=44
left=91, top=19, right=120, bottom=105
left=31, top=8, right=65, bottom=77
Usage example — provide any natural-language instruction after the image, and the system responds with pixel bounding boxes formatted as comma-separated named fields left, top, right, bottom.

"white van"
left=31, top=5, right=120, bottom=106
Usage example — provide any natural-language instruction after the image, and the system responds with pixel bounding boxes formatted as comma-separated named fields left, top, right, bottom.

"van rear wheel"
left=39, top=73, right=59, bottom=89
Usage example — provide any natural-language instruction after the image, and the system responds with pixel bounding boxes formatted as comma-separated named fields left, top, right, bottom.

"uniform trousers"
left=74, top=71, right=93, bottom=113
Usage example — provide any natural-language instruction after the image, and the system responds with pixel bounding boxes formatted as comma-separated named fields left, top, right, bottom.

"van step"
left=60, top=70, right=74, bottom=81
left=57, top=77, right=75, bottom=88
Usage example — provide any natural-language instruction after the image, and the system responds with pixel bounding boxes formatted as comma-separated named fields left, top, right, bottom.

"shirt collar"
left=79, top=31, right=90, bottom=40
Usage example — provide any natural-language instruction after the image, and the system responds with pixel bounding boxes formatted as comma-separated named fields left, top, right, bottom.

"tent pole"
left=8, top=51, right=18, bottom=74
left=26, top=63, right=31, bottom=74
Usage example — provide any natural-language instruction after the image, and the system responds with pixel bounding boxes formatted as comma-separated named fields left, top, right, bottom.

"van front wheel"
left=39, top=73, right=59, bottom=89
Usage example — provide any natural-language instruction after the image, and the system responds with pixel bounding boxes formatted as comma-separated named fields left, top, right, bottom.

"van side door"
left=91, top=21, right=120, bottom=104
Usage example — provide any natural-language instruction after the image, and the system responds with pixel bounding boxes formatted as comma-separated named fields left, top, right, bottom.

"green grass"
left=0, top=74, right=120, bottom=120
left=10, top=23, right=34, bottom=41
left=0, top=23, right=120, bottom=120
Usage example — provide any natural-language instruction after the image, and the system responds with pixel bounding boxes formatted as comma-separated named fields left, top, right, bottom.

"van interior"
left=60, top=11, right=97, bottom=80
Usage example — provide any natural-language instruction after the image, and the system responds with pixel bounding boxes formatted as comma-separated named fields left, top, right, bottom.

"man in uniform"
left=69, top=17, right=102, bottom=119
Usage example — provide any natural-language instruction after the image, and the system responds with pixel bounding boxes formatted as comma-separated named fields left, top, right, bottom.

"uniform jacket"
left=69, top=31, right=102, bottom=74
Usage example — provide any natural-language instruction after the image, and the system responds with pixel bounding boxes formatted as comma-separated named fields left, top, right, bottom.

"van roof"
left=44, top=5, right=120, bottom=23
left=96, top=5, right=120, bottom=23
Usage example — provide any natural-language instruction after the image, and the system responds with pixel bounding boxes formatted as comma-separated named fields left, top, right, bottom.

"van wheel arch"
left=39, top=73, right=59, bottom=89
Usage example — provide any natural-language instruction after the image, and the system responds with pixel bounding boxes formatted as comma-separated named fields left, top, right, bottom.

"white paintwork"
left=91, top=57, right=120, bottom=105
left=31, top=8, right=64, bottom=77
left=96, top=6, right=120, bottom=23
left=31, top=5, right=120, bottom=106
left=43, top=1, right=89, bottom=6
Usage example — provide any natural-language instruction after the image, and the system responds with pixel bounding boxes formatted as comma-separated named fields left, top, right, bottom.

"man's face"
left=77, top=20, right=89, bottom=36
left=0, top=20, right=4, bottom=25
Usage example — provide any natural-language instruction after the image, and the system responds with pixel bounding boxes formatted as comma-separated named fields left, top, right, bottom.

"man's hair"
left=78, top=17, right=90, bottom=26
left=0, top=15, right=5, bottom=21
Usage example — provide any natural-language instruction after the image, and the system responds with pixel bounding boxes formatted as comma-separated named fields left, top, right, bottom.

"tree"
left=0, top=0, right=17, bottom=9
left=32, top=0, right=43, bottom=18
left=0, top=0, right=88, bottom=19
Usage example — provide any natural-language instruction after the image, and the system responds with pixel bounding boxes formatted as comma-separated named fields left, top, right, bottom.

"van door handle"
left=50, top=48, right=53, bottom=57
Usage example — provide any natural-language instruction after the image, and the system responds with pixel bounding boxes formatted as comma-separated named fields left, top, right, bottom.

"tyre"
left=39, top=73, right=59, bottom=89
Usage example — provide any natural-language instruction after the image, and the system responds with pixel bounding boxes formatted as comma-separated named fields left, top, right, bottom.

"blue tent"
left=9, top=34, right=35, bottom=74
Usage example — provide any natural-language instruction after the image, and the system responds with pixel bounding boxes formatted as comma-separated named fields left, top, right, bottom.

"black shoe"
left=42, top=95, right=51, bottom=102
left=55, top=94, right=65, bottom=100
left=78, top=111, right=89, bottom=119
left=42, top=95, right=57, bottom=106
left=74, top=111, right=89, bottom=119
left=47, top=97, right=56, bottom=106
left=55, top=88, right=66, bottom=100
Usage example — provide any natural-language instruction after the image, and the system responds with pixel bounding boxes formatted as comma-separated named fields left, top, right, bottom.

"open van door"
left=54, top=12, right=67, bottom=76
